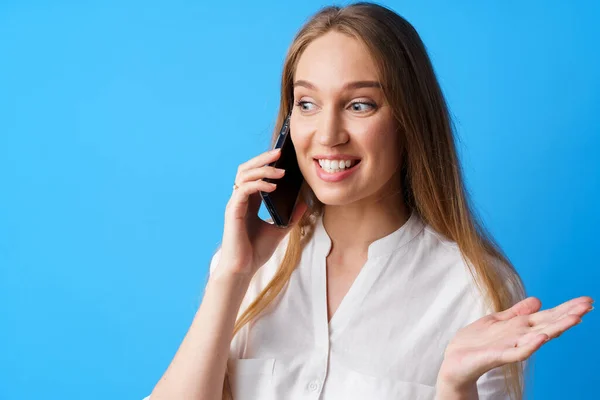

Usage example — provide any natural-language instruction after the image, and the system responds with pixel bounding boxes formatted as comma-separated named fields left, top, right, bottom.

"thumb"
left=496, top=297, right=542, bottom=321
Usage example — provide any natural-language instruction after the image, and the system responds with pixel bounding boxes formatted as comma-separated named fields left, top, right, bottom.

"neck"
left=322, top=191, right=411, bottom=258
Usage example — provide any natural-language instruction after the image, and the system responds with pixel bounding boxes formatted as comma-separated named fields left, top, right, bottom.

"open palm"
left=440, top=296, right=594, bottom=386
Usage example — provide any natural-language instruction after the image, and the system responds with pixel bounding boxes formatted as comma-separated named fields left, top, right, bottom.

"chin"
left=311, top=187, right=361, bottom=206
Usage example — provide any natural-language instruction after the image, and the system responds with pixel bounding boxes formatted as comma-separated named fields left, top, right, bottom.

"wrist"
left=436, top=366, right=478, bottom=400
left=436, top=377, right=478, bottom=400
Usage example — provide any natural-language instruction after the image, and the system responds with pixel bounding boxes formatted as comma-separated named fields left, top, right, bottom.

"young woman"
left=146, top=3, right=593, bottom=400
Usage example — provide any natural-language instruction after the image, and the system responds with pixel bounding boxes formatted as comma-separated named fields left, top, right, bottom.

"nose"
left=317, top=107, right=348, bottom=147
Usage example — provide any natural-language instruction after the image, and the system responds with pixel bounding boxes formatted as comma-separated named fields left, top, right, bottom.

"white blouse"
left=145, top=210, right=521, bottom=400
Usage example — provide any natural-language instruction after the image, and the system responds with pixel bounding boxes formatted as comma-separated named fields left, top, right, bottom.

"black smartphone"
left=259, top=112, right=305, bottom=227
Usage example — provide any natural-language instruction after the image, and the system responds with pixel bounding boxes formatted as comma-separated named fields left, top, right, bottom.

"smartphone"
left=259, top=111, right=305, bottom=227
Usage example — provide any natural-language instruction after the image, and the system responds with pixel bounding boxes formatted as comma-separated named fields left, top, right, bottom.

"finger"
left=564, top=301, right=595, bottom=318
left=552, top=301, right=593, bottom=321
left=529, top=296, right=594, bottom=325
left=516, top=330, right=548, bottom=347
left=537, top=313, right=582, bottom=340
left=238, top=165, right=285, bottom=184
left=500, top=333, right=548, bottom=364
left=495, top=297, right=542, bottom=321
left=237, top=149, right=281, bottom=174
left=233, top=180, right=277, bottom=204
left=226, top=180, right=277, bottom=220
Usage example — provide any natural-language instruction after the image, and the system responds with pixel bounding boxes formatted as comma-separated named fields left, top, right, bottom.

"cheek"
left=362, top=126, right=400, bottom=170
left=290, top=121, right=312, bottom=153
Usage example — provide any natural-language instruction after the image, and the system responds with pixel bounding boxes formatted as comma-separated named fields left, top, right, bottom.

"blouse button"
left=308, top=380, right=320, bottom=391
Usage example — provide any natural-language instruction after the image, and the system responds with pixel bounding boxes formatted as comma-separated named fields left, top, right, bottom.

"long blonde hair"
left=222, top=3, right=527, bottom=399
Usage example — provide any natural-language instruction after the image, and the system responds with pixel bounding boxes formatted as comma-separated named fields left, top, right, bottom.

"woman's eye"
left=295, top=101, right=316, bottom=112
left=349, top=101, right=376, bottom=112
left=294, top=100, right=376, bottom=113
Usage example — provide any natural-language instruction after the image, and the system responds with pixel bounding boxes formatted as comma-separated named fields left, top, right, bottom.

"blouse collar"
left=313, top=208, right=424, bottom=259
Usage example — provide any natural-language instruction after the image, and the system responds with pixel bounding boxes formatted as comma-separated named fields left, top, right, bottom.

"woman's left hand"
left=437, top=296, right=594, bottom=391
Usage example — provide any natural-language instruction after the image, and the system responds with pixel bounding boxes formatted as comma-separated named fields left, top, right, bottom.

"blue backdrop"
left=1, top=1, right=598, bottom=399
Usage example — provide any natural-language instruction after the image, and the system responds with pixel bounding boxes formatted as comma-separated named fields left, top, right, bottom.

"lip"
left=314, top=159, right=361, bottom=182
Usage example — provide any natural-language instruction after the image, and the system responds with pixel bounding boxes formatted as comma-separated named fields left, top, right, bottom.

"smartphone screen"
left=259, top=112, right=305, bottom=227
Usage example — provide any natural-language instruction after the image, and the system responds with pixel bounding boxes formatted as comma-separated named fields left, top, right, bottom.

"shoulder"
left=422, top=221, right=523, bottom=314
left=414, top=223, right=472, bottom=281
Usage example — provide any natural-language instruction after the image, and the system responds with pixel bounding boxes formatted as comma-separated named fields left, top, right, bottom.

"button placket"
left=303, top=350, right=328, bottom=397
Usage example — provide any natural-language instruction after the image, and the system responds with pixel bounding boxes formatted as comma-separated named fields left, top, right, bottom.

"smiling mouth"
left=314, top=158, right=361, bottom=173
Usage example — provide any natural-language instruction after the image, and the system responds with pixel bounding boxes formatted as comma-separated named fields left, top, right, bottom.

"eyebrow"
left=293, top=80, right=382, bottom=91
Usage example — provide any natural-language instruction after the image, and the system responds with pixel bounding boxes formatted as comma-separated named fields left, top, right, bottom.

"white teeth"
left=317, top=158, right=358, bottom=173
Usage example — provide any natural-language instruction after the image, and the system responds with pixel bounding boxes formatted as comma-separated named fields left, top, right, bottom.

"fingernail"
left=271, top=148, right=281, bottom=153
left=589, top=306, right=594, bottom=311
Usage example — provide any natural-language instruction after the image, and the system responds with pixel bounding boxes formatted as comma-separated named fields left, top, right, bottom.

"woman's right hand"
left=214, top=148, right=308, bottom=281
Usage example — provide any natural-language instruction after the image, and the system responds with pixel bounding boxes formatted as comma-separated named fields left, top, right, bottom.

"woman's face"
left=291, top=31, right=402, bottom=207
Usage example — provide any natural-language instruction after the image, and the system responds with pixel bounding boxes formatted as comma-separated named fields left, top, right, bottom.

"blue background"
left=1, top=1, right=598, bottom=399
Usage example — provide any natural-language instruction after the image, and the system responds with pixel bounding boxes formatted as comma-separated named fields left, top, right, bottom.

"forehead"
left=294, top=31, right=380, bottom=86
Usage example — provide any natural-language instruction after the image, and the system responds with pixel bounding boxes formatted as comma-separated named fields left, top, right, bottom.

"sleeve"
left=476, top=365, right=507, bottom=399
left=143, top=248, right=225, bottom=400
left=460, top=256, right=527, bottom=399
left=197, top=245, right=222, bottom=304
left=472, top=264, right=527, bottom=399
left=209, top=245, right=222, bottom=276
left=475, top=360, right=527, bottom=400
